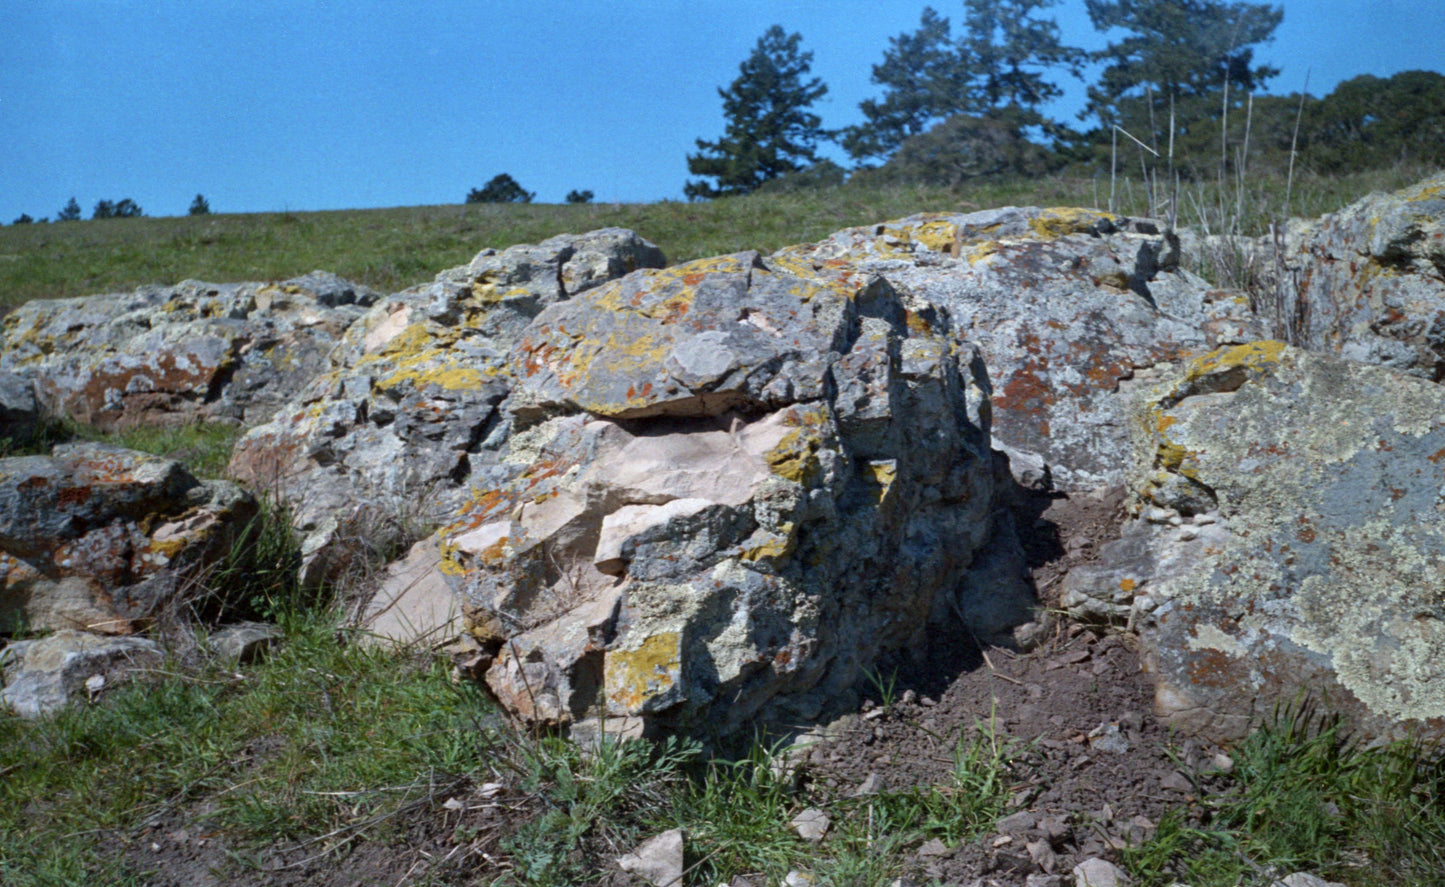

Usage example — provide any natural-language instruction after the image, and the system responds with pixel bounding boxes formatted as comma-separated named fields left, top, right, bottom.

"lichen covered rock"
left=0, top=443, right=256, bottom=634
left=771, top=207, right=1261, bottom=489
left=1065, top=341, right=1445, bottom=741
left=1282, top=172, right=1445, bottom=376
left=227, top=229, right=667, bottom=582
left=440, top=251, right=1012, bottom=732
left=0, top=271, right=380, bottom=428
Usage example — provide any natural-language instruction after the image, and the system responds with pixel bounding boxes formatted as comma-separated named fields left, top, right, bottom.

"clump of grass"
left=0, top=612, right=501, bottom=885
left=1121, top=705, right=1445, bottom=887
left=0, top=416, right=243, bottom=480
left=494, top=734, right=699, bottom=885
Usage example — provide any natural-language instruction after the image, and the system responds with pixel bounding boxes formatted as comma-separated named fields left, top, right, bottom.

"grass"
left=1121, top=705, right=1445, bottom=887
left=0, top=611, right=502, bottom=886
left=0, top=416, right=243, bottom=480
left=4, top=168, right=1432, bottom=316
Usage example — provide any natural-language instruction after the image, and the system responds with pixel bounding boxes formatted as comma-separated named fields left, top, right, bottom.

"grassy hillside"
left=2, top=167, right=1431, bottom=315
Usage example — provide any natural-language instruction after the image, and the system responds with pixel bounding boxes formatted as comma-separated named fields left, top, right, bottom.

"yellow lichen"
left=967, top=241, right=1000, bottom=266
left=742, top=522, right=797, bottom=562
left=766, top=428, right=824, bottom=485
left=1029, top=207, right=1115, bottom=239
left=1183, top=340, right=1289, bottom=384
left=604, top=631, right=682, bottom=711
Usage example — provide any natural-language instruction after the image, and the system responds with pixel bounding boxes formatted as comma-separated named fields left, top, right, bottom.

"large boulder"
left=770, top=207, right=1262, bottom=490
left=0, top=443, right=256, bottom=635
left=227, top=228, right=667, bottom=583
left=1281, top=172, right=1445, bottom=376
left=443, top=251, right=1014, bottom=732
left=0, top=271, right=380, bottom=429
left=231, top=229, right=1022, bottom=733
left=1063, top=342, right=1445, bottom=742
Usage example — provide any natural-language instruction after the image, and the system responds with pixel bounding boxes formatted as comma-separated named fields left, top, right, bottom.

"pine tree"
left=684, top=26, right=830, bottom=199
left=1083, top=0, right=1282, bottom=136
left=843, top=2, right=1082, bottom=166
left=189, top=194, right=211, bottom=215
left=841, top=8, right=971, bottom=164
left=57, top=197, right=81, bottom=222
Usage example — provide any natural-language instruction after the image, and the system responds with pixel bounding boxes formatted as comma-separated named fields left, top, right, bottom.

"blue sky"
left=3, top=1, right=1442, bottom=220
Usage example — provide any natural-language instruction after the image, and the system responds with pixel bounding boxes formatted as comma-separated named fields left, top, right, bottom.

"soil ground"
left=116, top=487, right=1229, bottom=886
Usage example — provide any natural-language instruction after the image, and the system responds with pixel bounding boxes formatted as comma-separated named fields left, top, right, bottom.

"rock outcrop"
left=227, top=229, right=667, bottom=583
left=440, top=250, right=1016, bottom=733
left=231, top=231, right=1021, bottom=734
left=1064, top=342, right=1445, bottom=741
left=0, top=271, right=379, bottom=429
left=771, top=206, right=1261, bottom=490
left=0, top=443, right=256, bottom=635
left=1282, top=172, right=1445, bottom=376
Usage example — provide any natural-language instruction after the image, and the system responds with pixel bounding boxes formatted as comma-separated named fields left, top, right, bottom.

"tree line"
left=10, top=194, right=214, bottom=226
left=683, top=0, right=1445, bottom=198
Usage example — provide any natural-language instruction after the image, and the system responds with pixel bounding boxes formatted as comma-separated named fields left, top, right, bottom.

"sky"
left=3, top=1, right=1443, bottom=221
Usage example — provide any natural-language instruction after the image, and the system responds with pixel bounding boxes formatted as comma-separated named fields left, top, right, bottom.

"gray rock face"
left=770, top=207, right=1261, bottom=490
left=1281, top=172, right=1445, bottom=376
left=1, top=629, right=162, bottom=717
left=0, top=443, right=256, bottom=634
left=1065, top=342, right=1445, bottom=742
left=441, top=251, right=1013, bottom=733
left=230, top=230, right=1018, bottom=733
left=0, top=371, right=40, bottom=448
left=0, top=271, right=380, bottom=429
left=227, top=228, right=667, bottom=584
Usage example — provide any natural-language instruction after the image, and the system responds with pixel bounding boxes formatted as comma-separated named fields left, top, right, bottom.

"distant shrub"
left=11, top=214, right=33, bottom=225
left=853, top=111, right=1061, bottom=189
left=566, top=189, right=595, bottom=204
left=57, top=197, right=81, bottom=221
left=467, top=174, right=535, bottom=204
left=754, top=159, right=848, bottom=194
left=189, top=194, right=211, bottom=215
left=93, top=198, right=143, bottom=219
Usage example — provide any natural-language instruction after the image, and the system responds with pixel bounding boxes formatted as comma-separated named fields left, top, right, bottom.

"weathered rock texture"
left=0, top=271, right=379, bottom=429
left=229, top=227, right=1021, bottom=733
left=0, top=443, right=256, bottom=635
left=0, top=371, right=40, bottom=448
left=1, top=629, right=162, bottom=717
left=770, top=207, right=1261, bottom=490
left=228, top=229, right=667, bottom=581
left=442, top=251, right=1014, bottom=733
left=1282, top=172, right=1445, bottom=376
left=1064, top=342, right=1445, bottom=741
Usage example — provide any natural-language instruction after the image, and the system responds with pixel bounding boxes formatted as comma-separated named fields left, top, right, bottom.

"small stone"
left=1026, top=838, right=1057, bottom=873
left=853, top=772, right=887, bottom=796
left=1026, top=876, right=1064, bottom=887
left=917, top=837, right=951, bottom=858
left=783, top=871, right=815, bottom=887
left=1087, top=723, right=1130, bottom=754
left=1160, top=770, right=1194, bottom=793
left=1210, top=752, right=1235, bottom=773
left=1272, top=875, right=1347, bottom=887
left=1038, top=814, right=1071, bottom=845
left=1072, top=857, right=1131, bottom=887
left=997, top=810, right=1037, bottom=834
left=616, top=828, right=685, bottom=887
left=791, top=807, right=830, bottom=843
